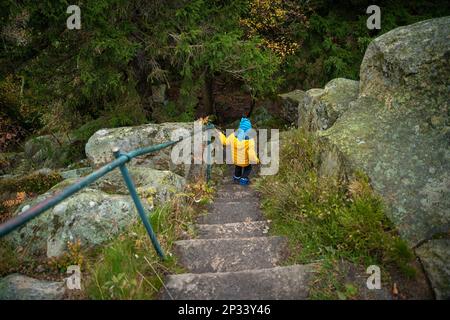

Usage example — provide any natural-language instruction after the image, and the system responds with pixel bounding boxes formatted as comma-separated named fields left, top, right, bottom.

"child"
left=216, top=118, right=259, bottom=185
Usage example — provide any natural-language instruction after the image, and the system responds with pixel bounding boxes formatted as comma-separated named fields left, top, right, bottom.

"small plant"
left=2, top=191, right=26, bottom=208
left=48, top=240, right=84, bottom=273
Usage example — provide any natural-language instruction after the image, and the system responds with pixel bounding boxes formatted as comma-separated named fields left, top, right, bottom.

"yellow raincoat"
left=218, top=132, right=259, bottom=167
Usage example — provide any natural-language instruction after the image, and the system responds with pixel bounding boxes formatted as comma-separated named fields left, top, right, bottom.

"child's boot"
left=239, top=177, right=250, bottom=185
left=233, top=175, right=240, bottom=184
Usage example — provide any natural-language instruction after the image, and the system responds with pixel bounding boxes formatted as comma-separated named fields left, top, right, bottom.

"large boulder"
left=5, top=166, right=185, bottom=257
left=322, top=17, right=450, bottom=245
left=7, top=188, right=143, bottom=257
left=279, top=78, right=359, bottom=130
left=317, top=17, right=449, bottom=298
left=0, top=274, right=66, bottom=300
left=85, top=122, right=206, bottom=180
left=92, top=165, right=186, bottom=206
left=300, top=78, right=359, bottom=131
left=359, top=17, right=449, bottom=103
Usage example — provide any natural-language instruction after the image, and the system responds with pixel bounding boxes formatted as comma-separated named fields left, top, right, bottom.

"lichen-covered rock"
left=279, top=78, right=358, bottom=131
left=85, top=122, right=206, bottom=180
left=59, top=167, right=92, bottom=179
left=5, top=166, right=185, bottom=258
left=416, top=240, right=450, bottom=300
left=93, top=165, right=186, bottom=206
left=300, top=78, right=359, bottom=131
left=321, top=17, right=450, bottom=245
left=278, top=89, right=305, bottom=125
left=359, top=17, right=450, bottom=103
left=314, top=17, right=450, bottom=299
left=6, top=188, right=143, bottom=257
left=317, top=138, right=350, bottom=185
left=0, top=274, right=65, bottom=300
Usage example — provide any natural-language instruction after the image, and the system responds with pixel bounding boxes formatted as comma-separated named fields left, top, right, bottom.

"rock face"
left=278, top=89, right=305, bottom=125
left=279, top=78, right=359, bottom=130
left=93, top=166, right=186, bottom=206
left=24, top=134, right=73, bottom=169
left=85, top=122, right=206, bottom=180
left=5, top=166, right=185, bottom=257
left=0, top=274, right=65, bottom=300
left=308, top=17, right=450, bottom=298
left=416, top=239, right=450, bottom=300
left=322, top=17, right=450, bottom=245
left=359, top=17, right=449, bottom=103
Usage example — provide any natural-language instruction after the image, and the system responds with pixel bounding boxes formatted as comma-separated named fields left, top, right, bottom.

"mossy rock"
left=0, top=169, right=63, bottom=194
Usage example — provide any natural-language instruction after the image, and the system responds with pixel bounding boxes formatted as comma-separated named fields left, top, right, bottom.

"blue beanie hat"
left=239, top=118, right=252, bottom=132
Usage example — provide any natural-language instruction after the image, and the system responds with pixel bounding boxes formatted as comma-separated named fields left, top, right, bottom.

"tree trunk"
left=202, top=69, right=215, bottom=115
left=246, top=97, right=255, bottom=118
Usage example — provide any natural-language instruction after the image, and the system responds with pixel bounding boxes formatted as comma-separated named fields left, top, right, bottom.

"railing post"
left=206, top=126, right=212, bottom=183
left=112, top=147, right=165, bottom=259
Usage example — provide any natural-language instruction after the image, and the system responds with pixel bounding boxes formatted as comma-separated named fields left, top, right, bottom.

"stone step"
left=159, top=264, right=316, bottom=300
left=173, top=236, right=287, bottom=273
left=209, top=200, right=260, bottom=215
left=196, top=221, right=270, bottom=239
left=215, top=186, right=259, bottom=200
left=196, top=207, right=265, bottom=224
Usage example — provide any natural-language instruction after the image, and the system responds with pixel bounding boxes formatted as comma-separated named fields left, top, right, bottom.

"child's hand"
left=198, top=116, right=210, bottom=124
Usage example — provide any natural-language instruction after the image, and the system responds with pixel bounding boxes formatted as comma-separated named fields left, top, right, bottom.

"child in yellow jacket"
left=216, top=118, right=259, bottom=185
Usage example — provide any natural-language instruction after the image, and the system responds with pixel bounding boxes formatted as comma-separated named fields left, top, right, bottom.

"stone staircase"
left=159, top=182, right=316, bottom=300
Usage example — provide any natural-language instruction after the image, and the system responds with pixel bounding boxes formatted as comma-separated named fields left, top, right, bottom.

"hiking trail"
left=159, top=176, right=316, bottom=300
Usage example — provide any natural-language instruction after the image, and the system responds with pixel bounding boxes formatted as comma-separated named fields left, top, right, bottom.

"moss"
left=0, top=171, right=63, bottom=194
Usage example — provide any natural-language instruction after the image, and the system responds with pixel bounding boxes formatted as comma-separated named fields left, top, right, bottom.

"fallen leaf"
left=392, top=283, right=399, bottom=296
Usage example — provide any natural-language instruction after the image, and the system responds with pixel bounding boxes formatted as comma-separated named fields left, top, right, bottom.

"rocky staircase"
left=159, top=181, right=316, bottom=300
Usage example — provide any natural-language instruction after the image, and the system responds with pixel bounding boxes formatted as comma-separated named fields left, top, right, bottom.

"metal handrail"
left=0, top=123, right=215, bottom=260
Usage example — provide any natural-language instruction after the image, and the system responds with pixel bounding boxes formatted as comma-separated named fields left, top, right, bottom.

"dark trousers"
left=234, top=165, right=252, bottom=179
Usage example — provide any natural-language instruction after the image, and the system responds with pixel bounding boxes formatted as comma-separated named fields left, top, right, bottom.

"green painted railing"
left=0, top=123, right=215, bottom=260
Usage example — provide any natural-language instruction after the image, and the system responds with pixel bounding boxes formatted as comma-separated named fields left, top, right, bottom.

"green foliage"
left=0, top=241, right=22, bottom=276
left=172, top=0, right=281, bottom=107
left=86, top=219, right=176, bottom=299
left=280, top=0, right=450, bottom=90
left=1, top=0, right=449, bottom=143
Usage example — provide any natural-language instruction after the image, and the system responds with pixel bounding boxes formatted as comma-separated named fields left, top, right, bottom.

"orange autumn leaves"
left=240, top=0, right=310, bottom=58
left=2, top=191, right=26, bottom=208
